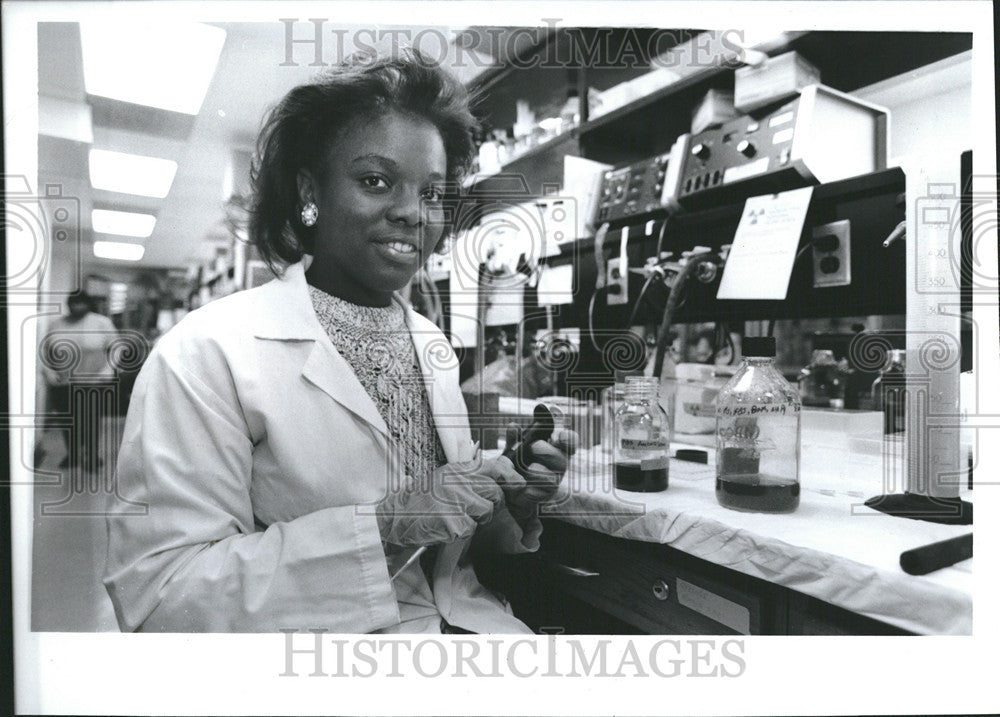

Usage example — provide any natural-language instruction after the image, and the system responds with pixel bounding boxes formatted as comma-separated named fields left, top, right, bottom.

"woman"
left=104, top=50, right=571, bottom=633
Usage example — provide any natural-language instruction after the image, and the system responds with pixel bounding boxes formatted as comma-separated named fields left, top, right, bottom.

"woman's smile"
left=371, top=235, right=422, bottom=264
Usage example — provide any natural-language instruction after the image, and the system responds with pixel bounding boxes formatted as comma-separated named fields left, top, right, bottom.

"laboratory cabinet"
left=463, top=29, right=971, bottom=190
left=477, top=519, right=913, bottom=636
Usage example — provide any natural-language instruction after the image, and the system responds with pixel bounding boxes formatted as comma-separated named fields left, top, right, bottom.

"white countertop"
left=538, top=441, right=973, bottom=635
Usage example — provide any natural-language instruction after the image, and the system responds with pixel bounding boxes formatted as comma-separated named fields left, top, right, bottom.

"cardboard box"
left=735, top=51, right=821, bottom=112
left=691, top=88, right=739, bottom=133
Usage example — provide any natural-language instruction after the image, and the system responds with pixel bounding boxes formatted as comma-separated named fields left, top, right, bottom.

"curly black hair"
left=248, top=48, right=478, bottom=273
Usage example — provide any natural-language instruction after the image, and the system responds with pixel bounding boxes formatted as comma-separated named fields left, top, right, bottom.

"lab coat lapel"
left=252, top=262, right=389, bottom=440
left=406, top=308, right=465, bottom=463
left=404, top=305, right=478, bottom=626
left=300, top=340, right=390, bottom=439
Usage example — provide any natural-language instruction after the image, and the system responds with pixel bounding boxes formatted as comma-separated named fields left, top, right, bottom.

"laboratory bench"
left=475, top=438, right=973, bottom=636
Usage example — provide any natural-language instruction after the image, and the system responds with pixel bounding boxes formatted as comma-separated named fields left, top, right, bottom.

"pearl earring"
left=300, top=202, right=318, bottom=227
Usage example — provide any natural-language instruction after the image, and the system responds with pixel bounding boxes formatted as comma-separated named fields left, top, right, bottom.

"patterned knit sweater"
left=308, top=285, right=446, bottom=488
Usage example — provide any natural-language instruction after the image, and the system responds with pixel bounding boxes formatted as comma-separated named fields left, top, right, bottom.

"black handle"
left=899, top=533, right=972, bottom=575
left=502, top=403, right=555, bottom=477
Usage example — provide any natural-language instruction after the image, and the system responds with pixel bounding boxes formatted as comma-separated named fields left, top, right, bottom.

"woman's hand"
left=375, top=458, right=517, bottom=547
left=501, top=424, right=578, bottom=520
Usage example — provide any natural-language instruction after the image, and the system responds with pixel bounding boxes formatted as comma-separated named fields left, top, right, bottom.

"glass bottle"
left=871, top=349, right=906, bottom=434
left=657, top=349, right=677, bottom=440
left=613, top=376, right=669, bottom=492
left=715, top=337, right=801, bottom=513
left=797, top=349, right=848, bottom=409
left=601, top=370, right=641, bottom=454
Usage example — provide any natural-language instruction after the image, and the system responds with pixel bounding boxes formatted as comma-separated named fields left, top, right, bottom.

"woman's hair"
left=67, top=291, right=93, bottom=311
left=249, top=48, right=478, bottom=272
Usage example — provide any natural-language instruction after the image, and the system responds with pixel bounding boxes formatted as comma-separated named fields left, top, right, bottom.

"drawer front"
left=539, top=520, right=768, bottom=635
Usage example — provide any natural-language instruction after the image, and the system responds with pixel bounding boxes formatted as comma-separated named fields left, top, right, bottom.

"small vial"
left=872, top=349, right=906, bottom=434
left=798, top=349, right=848, bottom=409
left=613, top=376, right=669, bottom=492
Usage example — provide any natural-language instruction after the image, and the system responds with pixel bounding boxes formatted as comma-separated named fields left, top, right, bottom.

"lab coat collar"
left=250, top=261, right=325, bottom=341
left=250, top=261, right=461, bottom=460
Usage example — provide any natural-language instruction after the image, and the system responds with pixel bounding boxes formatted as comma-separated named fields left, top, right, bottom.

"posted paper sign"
left=717, top=186, right=814, bottom=300
left=537, top=264, right=575, bottom=305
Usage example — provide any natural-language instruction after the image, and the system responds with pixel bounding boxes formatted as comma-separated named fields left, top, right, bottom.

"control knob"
left=691, top=142, right=710, bottom=160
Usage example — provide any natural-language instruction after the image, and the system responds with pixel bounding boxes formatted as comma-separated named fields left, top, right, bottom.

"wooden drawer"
left=787, top=591, right=912, bottom=635
left=537, top=520, right=780, bottom=635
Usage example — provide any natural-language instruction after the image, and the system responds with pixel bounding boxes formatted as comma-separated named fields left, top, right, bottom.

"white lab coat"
left=104, top=262, right=537, bottom=633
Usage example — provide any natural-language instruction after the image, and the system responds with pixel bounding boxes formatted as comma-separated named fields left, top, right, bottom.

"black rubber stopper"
left=674, top=449, right=708, bottom=464
left=899, top=533, right=972, bottom=575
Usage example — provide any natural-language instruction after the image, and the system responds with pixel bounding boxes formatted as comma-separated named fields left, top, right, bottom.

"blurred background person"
left=40, top=291, right=119, bottom=471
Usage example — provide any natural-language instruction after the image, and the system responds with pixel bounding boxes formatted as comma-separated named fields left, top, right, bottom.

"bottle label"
left=621, top=437, right=668, bottom=450
left=718, top=403, right=800, bottom=417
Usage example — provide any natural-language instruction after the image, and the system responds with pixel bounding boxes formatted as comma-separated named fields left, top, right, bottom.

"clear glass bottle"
left=613, top=376, right=669, bottom=492
left=871, top=349, right=906, bottom=434
left=715, top=337, right=801, bottom=513
left=657, top=350, right=677, bottom=441
left=797, top=349, right=848, bottom=409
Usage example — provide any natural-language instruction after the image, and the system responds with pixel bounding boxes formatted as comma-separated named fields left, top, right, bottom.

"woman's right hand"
left=375, top=457, right=516, bottom=547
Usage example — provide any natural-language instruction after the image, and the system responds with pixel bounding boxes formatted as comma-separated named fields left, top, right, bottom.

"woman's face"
left=67, top=298, right=90, bottom=319
left=300, top=109, right=448, bottom=306
left=692, top=337, right=713, bottom=363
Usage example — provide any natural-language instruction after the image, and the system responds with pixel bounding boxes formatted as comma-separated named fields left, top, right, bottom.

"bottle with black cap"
left=715, top=336, right=802, bottom=513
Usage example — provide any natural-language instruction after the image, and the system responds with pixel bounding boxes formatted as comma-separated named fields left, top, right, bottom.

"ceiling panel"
left=37, top=21, right=493, bottom=272
left=38, top=22, right=86, bottom=101
left=89, top=96, right=197, bottom=142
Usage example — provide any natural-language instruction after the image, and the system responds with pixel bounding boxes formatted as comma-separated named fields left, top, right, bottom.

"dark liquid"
left=716, top=473, right=800, bottom=513
left=615, top=463, right=668, bottom=492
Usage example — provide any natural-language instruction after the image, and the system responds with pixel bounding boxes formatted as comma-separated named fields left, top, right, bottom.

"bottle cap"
left=887, top=349, right=906, bottom=366
left=624, top=375, right=657, bottom=400
left=614, top=369, right=644, bottom=384
left=742, top=336, right=776, bottom=358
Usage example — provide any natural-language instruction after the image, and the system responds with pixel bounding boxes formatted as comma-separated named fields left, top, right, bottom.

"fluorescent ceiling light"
left=92, top=209, right=156, bottom=238
left=89, top=149, right=178, bottom=198
left=93, top=241, right=145, bottom=261
left=80, top=22, right=227, bottom=115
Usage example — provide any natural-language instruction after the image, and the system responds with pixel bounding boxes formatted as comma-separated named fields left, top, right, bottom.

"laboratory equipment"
left=797, top=349, right=848, bottom=408
left=502, top=402, right=556, bottom=475
left=613, top=375, right=670, bottom=492
left=715, top=336, right=801, bottom=513
left=591, top=135, right=688, bottom=224
left=870, top=348, right=905, bottom=433
left=672, top=363, right=726, bottom=434
left=863, top=154, right=971, bottom=525
left=600, top=382, right=625, bottom=454
left=601, top=370, right=643, bottom=452
left=899, top=533, right=973, bottom=576
left=678, top=85, right=888, bottom=206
